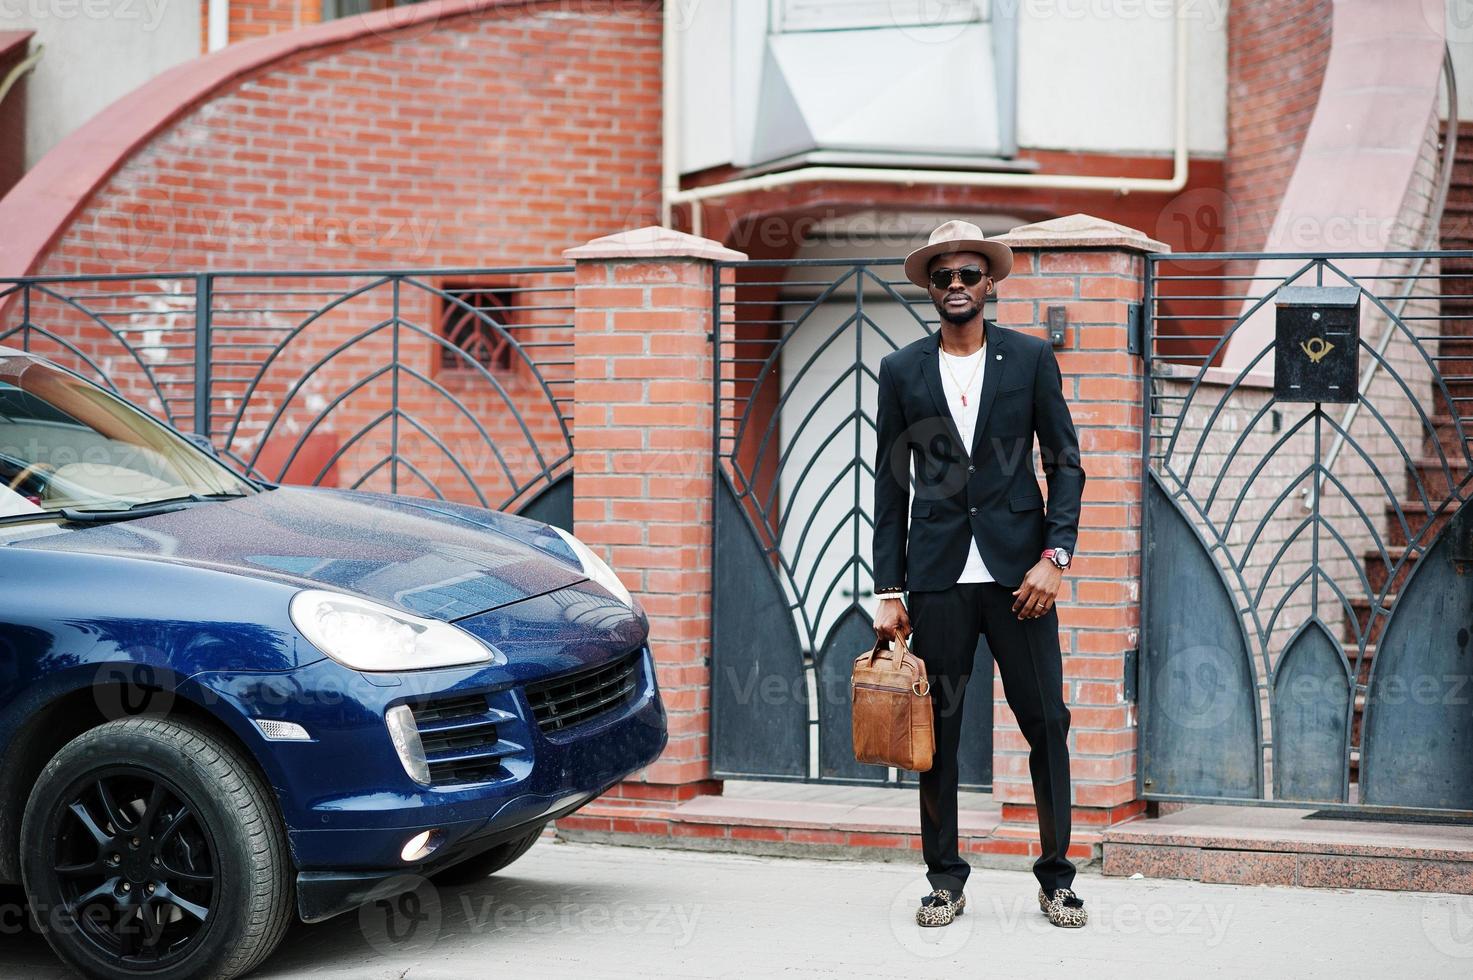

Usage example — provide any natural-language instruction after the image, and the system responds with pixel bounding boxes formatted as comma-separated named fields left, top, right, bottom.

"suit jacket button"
left=968, top=464, right=975, bottom=473
left=969, top=506, right=978, bottom=515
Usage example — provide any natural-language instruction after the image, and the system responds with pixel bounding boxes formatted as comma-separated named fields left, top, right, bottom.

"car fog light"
left=385, top=705, right=430, bottom=785
left=401, top=830, right=442, bottom=863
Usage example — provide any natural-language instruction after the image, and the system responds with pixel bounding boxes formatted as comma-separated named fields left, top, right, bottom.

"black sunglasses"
left=929, top=265, right=985, bottom=290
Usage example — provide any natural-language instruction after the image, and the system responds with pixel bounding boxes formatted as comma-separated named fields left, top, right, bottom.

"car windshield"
left=0, top=357, right=256, bottom=518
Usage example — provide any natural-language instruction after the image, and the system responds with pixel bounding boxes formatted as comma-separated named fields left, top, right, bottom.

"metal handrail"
left=1308, top=44, right=1460, bottom=508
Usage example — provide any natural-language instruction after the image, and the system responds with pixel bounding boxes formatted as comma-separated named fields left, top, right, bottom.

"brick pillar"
left=986, top=214, right=1169, bottom=856
left=563, top=227, right=747, bottom=802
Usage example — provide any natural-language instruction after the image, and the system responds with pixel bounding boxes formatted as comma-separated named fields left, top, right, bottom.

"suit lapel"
left=968, top=321, right=1007, bottom=462
left=920, top=322, right=1010, bottom=464
left=919, top=332, right=967, bottom=453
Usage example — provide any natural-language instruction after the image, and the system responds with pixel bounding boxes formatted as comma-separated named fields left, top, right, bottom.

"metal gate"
left=0, top=269, right=575, bottom=528
left=1141, top=250, right=1473, bottom=816
left=710, top=258, right=992, bottom=787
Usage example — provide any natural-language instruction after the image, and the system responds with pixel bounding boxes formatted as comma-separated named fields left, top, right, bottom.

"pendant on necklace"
left=961, top=394, right=968, bottom=407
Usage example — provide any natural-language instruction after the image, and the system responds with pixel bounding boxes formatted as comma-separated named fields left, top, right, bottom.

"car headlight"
left=289, top=589, right=494, bottom=672
left=550, top=526, right=637, bottom=610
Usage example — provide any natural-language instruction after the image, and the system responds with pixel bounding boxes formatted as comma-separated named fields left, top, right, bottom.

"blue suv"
left=0, top=346, right=667, bottom=978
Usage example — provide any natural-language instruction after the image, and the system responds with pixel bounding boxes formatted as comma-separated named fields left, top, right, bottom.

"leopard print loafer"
left=1038, top=887, right=1088, bottom=928
left=916, top=888, right=966, bottom=927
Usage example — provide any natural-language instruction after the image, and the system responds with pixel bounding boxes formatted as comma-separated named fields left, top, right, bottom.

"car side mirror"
left=182, top=432, right=221, bottom=459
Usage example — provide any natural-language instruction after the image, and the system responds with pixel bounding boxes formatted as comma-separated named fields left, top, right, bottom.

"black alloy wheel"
left=52, top=768, right=218, bottom=966
left=21, top=716, right=293, bottom=980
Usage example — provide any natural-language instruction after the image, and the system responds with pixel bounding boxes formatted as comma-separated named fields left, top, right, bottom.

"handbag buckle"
left=912, top=679, right=930, bottom=697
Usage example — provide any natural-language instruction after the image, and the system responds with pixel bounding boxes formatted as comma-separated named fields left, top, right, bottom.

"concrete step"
left=1103, top=803, right=1473, bottom=893
left=554, top=785, right=1101, bottom=868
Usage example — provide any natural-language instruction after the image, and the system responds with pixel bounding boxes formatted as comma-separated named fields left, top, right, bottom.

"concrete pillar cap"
left=563, top=226, right=748, bottom=262
left=996, top=213, right=1170, bottom=253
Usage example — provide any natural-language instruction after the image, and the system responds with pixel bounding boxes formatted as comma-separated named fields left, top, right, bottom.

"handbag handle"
left=866, top=630, right=913, bottom=665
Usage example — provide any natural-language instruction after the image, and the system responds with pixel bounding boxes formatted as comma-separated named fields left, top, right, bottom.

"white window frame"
left=770, top=0, right=988, bottom=33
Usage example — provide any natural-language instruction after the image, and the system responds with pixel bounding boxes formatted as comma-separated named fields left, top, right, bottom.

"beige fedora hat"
left=903, top=219, right=1013, bottom=289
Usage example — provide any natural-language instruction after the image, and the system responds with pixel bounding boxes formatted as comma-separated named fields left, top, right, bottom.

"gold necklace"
left=939, top=343, right=985, bottom=407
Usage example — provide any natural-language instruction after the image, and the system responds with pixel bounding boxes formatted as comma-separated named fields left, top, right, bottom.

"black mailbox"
left=1274, top=286, right=1360, bottom=404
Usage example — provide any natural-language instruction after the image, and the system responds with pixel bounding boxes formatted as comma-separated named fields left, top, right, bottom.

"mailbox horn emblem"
left=1300, top=336, right=1335, bottom=363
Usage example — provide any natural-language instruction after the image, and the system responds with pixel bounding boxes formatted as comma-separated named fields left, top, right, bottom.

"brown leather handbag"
left=851, top=632, right=934, bottom=772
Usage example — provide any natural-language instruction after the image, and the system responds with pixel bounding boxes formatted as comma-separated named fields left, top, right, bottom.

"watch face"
left=1054, top=548, right=1071, bottom=568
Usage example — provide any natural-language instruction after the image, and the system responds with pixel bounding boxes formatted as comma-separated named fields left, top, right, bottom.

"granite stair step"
left=1406, top=455, right=1470, bottom=498
left=1382, top=499, right=1456, bottom=548
left=1346, top=595, right=1398, bottom=645
left=1360, top=546, right=1420, bottom=595
left=1418, top=413, right=1472, bottom=457
left=1104, top=803, right=1473, bottom=893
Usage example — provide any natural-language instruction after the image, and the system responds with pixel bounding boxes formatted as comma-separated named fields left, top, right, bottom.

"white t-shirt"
left=938, top=344, right=995, bottom=584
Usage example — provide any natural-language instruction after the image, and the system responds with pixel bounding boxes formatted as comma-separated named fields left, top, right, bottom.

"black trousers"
left=909, top=581, right=1075, bottom=895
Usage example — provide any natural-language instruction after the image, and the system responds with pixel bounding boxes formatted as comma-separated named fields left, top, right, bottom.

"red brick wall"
left=569, top=249, right=724, bottom=789
left=990, top=244, right=1149, bottom=838
left=229, top=0, right=322, bottom=43
left=50, top=2, right=660, bottom=277
left=29, top=0, right=661, bottom=503
left=201, top=0, right=323, bottom=52
left=1222, top=0, right=1333, bottom=252
left=201, top=0, right=322, bottom=51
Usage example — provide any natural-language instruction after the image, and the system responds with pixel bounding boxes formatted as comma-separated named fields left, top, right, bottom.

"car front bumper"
left=188, top=631, right=667, bottom=923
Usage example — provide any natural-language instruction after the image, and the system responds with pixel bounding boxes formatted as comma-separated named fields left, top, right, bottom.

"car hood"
left=6, top=487, right=587, bottom=621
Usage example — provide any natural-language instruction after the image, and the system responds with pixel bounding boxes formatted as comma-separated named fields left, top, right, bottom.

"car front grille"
left=409, top=693, right=515, bottom=786
left=524, top=648, right=643, bottom=734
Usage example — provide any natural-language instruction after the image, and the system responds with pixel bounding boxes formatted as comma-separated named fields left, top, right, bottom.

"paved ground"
left=1, top=840, right=1471, bottom=978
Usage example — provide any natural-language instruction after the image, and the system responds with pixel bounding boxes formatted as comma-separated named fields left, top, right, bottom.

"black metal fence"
left=710, top=257, right=993, bottom=788
left=0, top=269, right=576, bottom=525
left=1142, top=249, right=1473, bottom=816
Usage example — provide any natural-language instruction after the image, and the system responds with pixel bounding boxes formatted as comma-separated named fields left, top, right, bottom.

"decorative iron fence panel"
left=1142, top=249, right=1473, bottom=817
left=711, top=258, right=993, bottom=788
left=0, top=269, right=576, bottom=527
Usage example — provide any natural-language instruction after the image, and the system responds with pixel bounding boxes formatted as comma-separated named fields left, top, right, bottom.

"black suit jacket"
left=872, top=321, right=1085, bottom=592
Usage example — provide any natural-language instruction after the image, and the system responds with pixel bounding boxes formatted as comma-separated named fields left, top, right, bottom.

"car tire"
left=429, top=823, right=546, bottom=886
left=19, top=716, right=293, bottom=980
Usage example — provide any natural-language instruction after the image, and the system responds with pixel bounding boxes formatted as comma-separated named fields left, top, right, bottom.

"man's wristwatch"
left=1042, top=547, right=1071, bottom=570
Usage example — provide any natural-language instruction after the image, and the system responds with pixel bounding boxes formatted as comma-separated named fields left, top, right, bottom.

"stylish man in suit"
left=871, top=219, right=1088, bottom=929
